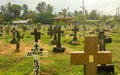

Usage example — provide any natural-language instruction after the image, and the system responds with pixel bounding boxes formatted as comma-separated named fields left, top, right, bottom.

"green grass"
left=0, top=53, right=33, bottom=75
left=0, top=26, right=120, bottom=75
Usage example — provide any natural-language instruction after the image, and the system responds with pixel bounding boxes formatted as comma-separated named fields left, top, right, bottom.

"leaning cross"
left=71, top=35, right=112, bottom=75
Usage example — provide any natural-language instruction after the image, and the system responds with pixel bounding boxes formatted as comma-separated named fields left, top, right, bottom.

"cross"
left=72, top=25, right=79, bottom=41
left=31, top=28, right=41, bottom=42
left=71, top=35, right=112, bottom=75
left=53, top=26, right=65, bottom=52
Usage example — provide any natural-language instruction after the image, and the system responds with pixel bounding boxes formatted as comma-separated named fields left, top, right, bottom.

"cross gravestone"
left=47, top=25, right=53, bottom=38
left=98, top=31, right=114, bottom=74
left=70, top=25, right=79, bottom=45
left=10, top=28, right=20, bottom=52
left=53, top=26, right=65, bottom=52
left=51, top=26, right=58, bottom=45
left=31, top=28, right=41, bottom=41
left=27, top=28, right=48, bottom=75
left=14, top=31, right=20, bottom=52
left=71, top=35, right=112, bottom=75
left=0, top=25, right=3, bottom=36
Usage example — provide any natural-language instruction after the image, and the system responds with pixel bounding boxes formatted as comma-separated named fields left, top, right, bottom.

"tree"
left=21, top=4, right=29, bottom=19
left=37, top=12, right=54, bottom=24
left=36, top=1, right=46, bottom=13
left=0, top=5, right=6, bottom=15
left=22, top=4, right=28, bottom=15
left=0, top=12, right=4, bottom=24
left=88, top=9, right=99, bottom=20
left=11, top=4, right=21, bottom=19
left=36, top=1, right=53, bottom=13
left=26, top=10, right=36, bottom=23
left=46, top=4, right=53, bottom=13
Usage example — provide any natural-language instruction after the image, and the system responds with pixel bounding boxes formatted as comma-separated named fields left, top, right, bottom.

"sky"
left=0, top=0, right=120, bottom=15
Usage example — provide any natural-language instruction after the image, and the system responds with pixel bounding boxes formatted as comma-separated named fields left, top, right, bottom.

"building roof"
left=12, top=19, right=32, bottom=24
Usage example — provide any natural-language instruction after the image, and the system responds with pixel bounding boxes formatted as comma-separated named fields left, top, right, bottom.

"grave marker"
left=27, top=28, right=48, bottom=75
left=98, top=31, right=114, bottom=73
left=53, top=26, right=65, bottom=52
left=70, top=25, right=79, bottom=45
left=0, top=25, right=3, bottom=36
left=71, top=35, right=112, bottom=75
left=47, top=25, right=53, bottom=38
left=51, top=26, right=58, bottom=44
left=31, top=28, right=41, bottom=41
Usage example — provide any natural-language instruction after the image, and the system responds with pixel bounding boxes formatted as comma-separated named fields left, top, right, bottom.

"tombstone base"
left=51, top=40, right=57, bottom=45
left=53, top=47, right=65, bottom=52
left=69, top=41, right=79, bottom=45
left=97, top=64, right=114, bottom=73
left=15, top=49, right=20, bottom=52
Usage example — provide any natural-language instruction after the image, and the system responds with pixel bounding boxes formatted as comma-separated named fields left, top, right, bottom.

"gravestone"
left=31, top=28, right=41, bottom=41
left=69, top=25, right=79, bottom=45
left=0, top=25, right=3, bottom=36
left=47, top=25, right=53, bottom=38
left=51, top=26, right=58, bottom=44
left=10, top=28, right=17, bottom=44
left=27, top=28, right=48, bottom=75
left=71, top=35, right=112, bottom=75
left=14, top=31, right=20, bottom=52
left=53, top=26, right=65, bottom=52
left=98, top=31, right=114, bottom=74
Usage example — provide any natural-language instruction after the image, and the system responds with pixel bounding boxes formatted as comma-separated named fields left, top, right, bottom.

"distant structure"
left=54, top=7, right=71, bottom=25
left=12, top=19, right=32, bottom=25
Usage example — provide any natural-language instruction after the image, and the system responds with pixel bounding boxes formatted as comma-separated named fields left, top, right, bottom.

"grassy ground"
left=0, top=26, right=120, bottom=75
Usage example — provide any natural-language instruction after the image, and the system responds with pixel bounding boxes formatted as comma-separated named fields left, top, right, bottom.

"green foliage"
left=88, top=9, right=100, bottom=20
left=53, top=22, right=65, bottom=26
left=36, top=1, right=53, bottom=13
left=36, top=12, right=54, bottom=24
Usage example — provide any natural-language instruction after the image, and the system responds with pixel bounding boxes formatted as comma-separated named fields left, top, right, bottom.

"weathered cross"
left=31, top=28, right=41, bottom=42
left=72, top=25, right=79, bottom=41
left=71, top=35, right=112, bottom=75
left=53, top=26, right=65, bottom=52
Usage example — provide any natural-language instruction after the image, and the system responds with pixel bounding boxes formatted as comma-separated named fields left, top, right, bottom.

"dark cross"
left=98, top=31, right=114, bottom=74
left=51, top=26, right=57, bottom=44
left=70, top=25, right=79, bottom=45
left=71, top=35, right=112, bottom=75
left=72, top=25, right=79, bottom=41
left=15, top=31, right=20, bottom=52
left=98, top=31, right=112, bottom=51
left=53, top=26, right=65, bottom=52
left=0, top=25, right=3, bottom=36
left=47, top=25, right=53, bottom=38
left=10, top=28, right=17, bottom=44
left=31, top=28, right=41, bottom=42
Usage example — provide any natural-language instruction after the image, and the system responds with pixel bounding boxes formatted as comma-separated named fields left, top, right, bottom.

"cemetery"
left=0, top=0, right=120, bottom=75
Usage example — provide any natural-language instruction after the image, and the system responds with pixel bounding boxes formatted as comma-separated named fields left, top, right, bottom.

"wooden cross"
left=71, top=35, right=112, bottom=75
left=31, top=28, right=41, bottom=42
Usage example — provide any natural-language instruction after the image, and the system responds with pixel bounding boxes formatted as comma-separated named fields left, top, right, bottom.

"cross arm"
left=71, top=51, right=86, bottom=65
left=97, top=51, right=112, bottom=64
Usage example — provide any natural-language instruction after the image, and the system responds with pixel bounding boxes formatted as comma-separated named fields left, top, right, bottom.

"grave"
left=0, top=25, right=3, bottom=36
left=71, top=35, right=112, bottom=75
left=53, top=26, right=65, bottom=52
left=47, top=25, right=53, bottom=38
left=27, top=28, right=43, bottom=75
left=31, top=28, right=41, bottom=40
left=10, top=27, right=20, bottom=52
left=98, top=31, right=114, bottom=74
left=69, top=25, right=79, bottom=45
left=51, top=26, right=58, bottom=44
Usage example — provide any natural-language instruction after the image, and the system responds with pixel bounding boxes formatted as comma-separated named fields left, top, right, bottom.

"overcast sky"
left=0, top=0, right=120, bottom=15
